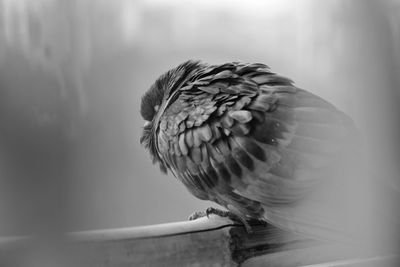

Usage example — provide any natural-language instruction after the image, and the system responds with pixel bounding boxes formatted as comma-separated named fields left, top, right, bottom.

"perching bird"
left=140, top=60, right=374, bottom=245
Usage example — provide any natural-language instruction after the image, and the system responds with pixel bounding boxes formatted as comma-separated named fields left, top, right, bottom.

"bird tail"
left=263, top=166, right=400, bottom=253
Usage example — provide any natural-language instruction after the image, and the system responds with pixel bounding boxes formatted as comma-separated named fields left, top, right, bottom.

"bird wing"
left=157, top=63, right=360, bottom=242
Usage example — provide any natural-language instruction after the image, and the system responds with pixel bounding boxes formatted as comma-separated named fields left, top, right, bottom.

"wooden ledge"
left=0, top=215, right=397, bottom=266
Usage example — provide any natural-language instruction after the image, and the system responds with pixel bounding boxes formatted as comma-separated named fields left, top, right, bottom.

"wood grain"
left=0, top=215, right=397, bottom=266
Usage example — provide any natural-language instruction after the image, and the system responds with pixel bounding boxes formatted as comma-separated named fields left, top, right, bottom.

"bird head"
left=140, top=60, right=205, bottom=169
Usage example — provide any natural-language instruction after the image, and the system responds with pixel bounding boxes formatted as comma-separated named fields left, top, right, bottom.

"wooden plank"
left=69, top=215, right=237, bottom=267
left=0, top=215, right=397, bottom=266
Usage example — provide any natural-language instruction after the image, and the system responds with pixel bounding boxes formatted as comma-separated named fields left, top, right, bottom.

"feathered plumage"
left=140, top=60, right=367, bottom=244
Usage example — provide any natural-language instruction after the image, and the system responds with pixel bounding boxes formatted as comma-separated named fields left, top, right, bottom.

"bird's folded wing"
left=157, top=63, right=368, bottom=244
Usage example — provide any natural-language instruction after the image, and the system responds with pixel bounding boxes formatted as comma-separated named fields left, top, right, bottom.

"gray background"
left=0, top=0, right=399, bottom=235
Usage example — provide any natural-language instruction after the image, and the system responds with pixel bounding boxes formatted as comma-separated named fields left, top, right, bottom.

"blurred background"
left=0, top=0, right=399, bottom=240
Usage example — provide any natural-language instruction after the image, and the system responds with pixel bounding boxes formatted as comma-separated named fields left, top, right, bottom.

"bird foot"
left=188, top=207, right=253, bottom=233
left=188, top=211, right=207, bottom=221
left=188, top=207, right=240, bottom=221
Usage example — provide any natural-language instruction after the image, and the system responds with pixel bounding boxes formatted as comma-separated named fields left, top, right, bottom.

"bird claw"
left=189, top=207, right=253, bottom=233
left=206, top=207, right=236, bottom=220
left=188, top=211, right=207, bottom=221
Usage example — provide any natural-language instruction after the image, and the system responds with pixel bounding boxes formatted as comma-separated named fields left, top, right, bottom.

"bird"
left=139, top=60, right=381, bottom=246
